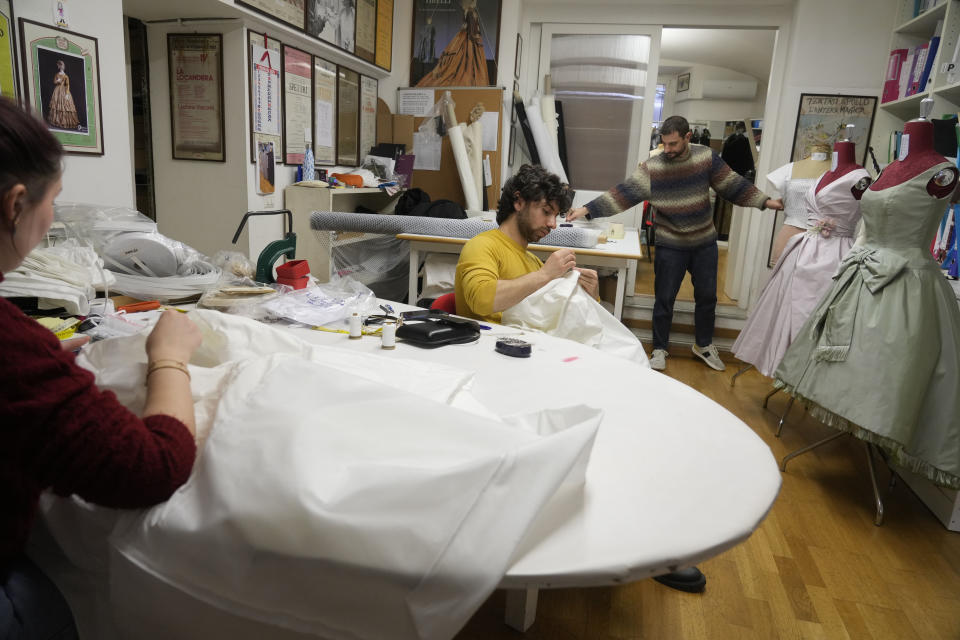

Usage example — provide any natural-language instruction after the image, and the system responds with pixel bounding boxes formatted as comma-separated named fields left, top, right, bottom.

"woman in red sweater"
left=0, top=97, right=202, bottom=638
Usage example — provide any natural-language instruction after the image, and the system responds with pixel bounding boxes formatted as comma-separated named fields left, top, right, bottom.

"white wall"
left=13, top=0, right=135, bottom=207
left=147, top=22, right=250, bottom=258
left=662, top=63, right=766, bottom=125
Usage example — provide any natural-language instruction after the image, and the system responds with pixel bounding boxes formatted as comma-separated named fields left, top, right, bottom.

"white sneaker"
left=692, top=344, right=726, bottom=371
left=649, top=348, right=668, bottom=371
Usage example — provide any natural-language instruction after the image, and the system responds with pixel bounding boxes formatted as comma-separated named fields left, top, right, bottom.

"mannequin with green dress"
left=774, top=108, right=960, bottom=492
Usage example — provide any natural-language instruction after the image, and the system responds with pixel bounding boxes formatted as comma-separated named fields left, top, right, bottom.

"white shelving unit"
left=870, top=0, right=960, bottom=532
left=284, top=185, right=403, bottom=282
left=872, top=0, right=960, bottom=156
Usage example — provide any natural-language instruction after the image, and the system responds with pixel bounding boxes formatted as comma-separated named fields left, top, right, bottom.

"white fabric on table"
left=63, top=310, right=600, bottom=640
left=502, top=271, right=649, bottom=367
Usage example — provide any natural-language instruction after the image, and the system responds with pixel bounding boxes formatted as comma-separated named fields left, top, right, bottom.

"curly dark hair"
left=496, top=164, right=573, bottom=224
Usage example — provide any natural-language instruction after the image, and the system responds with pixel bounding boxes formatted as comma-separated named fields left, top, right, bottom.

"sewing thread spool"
left=381, top=319, right=397, bottom=350
left=349, top=313, right=362, bottom=339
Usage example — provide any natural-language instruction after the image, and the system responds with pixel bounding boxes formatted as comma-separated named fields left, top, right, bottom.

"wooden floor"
left=455, top=356, right=960, bottom=640
left=633, top=247, right=735, bottom=305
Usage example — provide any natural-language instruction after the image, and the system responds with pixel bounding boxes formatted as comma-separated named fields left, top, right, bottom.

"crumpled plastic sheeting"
left=71, top=310, right=601, bottom=640
left=502, top=271, right=650, bottom=367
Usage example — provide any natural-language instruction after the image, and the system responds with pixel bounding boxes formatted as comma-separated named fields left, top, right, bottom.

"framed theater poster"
left=307, top=0, right=355, bottom=54
left=18, top=18, right=103, bottom=154
left=410, top=0, right=500, bottom=87
left=789, top=93, right=877, bottom=165
left=354, top=0, right=376, bottom=63
left=248, top=30, right=282, bottom=164
left=336, top=66, right=359, bottom=166
left=236, top=0, right=305, bottom=30
left=313, top=56, right=337, bottom=165
left=282, top=44, right=312, bottom=165
left=375, top=0, right=393, bottom=70
left=0, top=0, right=17, bottom=99
left=359, top=74, right=377, bottom=159
left=168, top=33, right=224, bottom=161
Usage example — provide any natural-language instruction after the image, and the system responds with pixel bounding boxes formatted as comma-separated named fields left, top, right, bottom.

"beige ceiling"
left=660, top=28, right=777, bottom=81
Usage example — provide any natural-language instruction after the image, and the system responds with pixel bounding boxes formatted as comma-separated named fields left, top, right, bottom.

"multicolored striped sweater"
left=584, top=143, right=770, bottom=249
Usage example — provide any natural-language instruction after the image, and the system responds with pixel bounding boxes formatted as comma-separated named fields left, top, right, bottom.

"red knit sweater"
left=0, top=274, right=197, bottom=562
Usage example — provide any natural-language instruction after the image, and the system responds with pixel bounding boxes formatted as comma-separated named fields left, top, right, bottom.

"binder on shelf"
left=883, top=48, right=909, bottom=102
left=907, top=42, right=929, bottom=96
left=920, top=20, right=943, bottom=93
left=899, top=49, right=916, bottom=98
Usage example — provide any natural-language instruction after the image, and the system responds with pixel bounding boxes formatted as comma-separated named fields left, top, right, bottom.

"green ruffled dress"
left=774, top=162, right=960, bottom=489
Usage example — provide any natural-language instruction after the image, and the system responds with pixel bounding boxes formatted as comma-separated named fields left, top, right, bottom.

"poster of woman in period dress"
left=307, top=0, right=355, bottom=54
left=46, top=57, right=80, bottom=128
left=19, top=19, right=103, bottom=154
left=411, top=0, right=499, bottom=87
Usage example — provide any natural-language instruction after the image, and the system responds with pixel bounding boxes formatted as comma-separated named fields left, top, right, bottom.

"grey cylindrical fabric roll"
left=310, top=211, right=600, bottom=248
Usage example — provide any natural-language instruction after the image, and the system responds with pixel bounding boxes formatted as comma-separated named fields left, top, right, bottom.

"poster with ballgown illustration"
left=18, top=18, right=102, bottom=154
left=410, top=0, right=500, bottom=87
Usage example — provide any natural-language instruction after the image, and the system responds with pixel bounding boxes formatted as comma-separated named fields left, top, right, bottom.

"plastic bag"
left=262, top=274, right=377, bottom=326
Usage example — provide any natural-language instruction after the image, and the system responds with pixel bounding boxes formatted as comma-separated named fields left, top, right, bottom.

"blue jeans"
left=652, top=242, right=718, bottom=350
left=1, top=555, right=77, bottom=640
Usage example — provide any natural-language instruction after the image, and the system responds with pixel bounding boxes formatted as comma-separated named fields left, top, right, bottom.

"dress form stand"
left=777, top=99, right=950, bottom=526
left=769, top=145, right=833, bottom=262
left=732, top=144, right=835, bottom=387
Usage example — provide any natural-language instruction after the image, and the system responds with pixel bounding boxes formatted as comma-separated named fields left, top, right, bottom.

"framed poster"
left=18, top=18, right=102, bottom=154
left=375, top=0, right=393, bottom=71
left=168, top=33, right=224, bottom=162
left=313, top=56, right=337, bottom=165
left=677, top=73, right=690, bottom=92
left=336, top=66, right=359, bottom=166
left=359, top=74, right=377, bottom=159
left=248, top=30, right=282, bottom=164
left=354, top=0, right=376, bottom=63
left=410, top=0, right=500, bottom=87
left=236, top=0, right=305, bottom=30
left=790, top=93, right=877, bottom=165
left=307, top=0, right=355, bottom=54
left=0, top=0, right=17, bottom=100
left=283, top=44, right=312, bottom=165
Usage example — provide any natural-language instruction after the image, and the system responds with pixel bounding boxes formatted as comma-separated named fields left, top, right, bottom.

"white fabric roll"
left=540, top=94, right=559, bottom=153
left=526, top=97, right=568, bottom=183
left=464, top=120, right=485, bottom=207
left=448, top=124, right=482, bottom=211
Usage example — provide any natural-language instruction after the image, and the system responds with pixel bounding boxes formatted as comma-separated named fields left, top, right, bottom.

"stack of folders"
left=882, top=19, right=945, bottom=103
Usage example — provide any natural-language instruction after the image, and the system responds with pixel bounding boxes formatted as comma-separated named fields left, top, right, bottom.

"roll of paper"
left=540, top=94, right=559, bottom=153
left=310, top=211, right=601, bottom=248
left=464, top=120, right=485, bottom=207
left=448, top=124, right=482, bottom=212
left=527, top=97, right=568, bottom=183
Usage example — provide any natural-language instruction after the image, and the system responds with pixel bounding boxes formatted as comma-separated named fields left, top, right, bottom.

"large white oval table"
left=38, top=309, right=781, bottom=637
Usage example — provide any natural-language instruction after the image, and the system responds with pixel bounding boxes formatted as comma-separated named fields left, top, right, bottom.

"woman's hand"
left=145, top=310, right=202, bottom=364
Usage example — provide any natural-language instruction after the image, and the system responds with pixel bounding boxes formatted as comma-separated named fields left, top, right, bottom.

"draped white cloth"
left=502, top=271, right=649, bottom=367
left=56, top=310, right=600, bottom=640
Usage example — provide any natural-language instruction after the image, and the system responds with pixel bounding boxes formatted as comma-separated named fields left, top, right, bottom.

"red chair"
left=431, top=292, right=457, bottom=314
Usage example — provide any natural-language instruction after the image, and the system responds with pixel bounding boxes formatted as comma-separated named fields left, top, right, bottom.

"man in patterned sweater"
left=568, top=115, right=782, bottom=372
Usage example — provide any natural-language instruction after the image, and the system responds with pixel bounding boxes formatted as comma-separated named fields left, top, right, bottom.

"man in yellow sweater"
left=455, top=164, right=598, bottom=323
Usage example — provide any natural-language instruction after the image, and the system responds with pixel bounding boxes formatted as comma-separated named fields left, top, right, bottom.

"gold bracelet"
left=146, top=359, right=191, bottom=382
